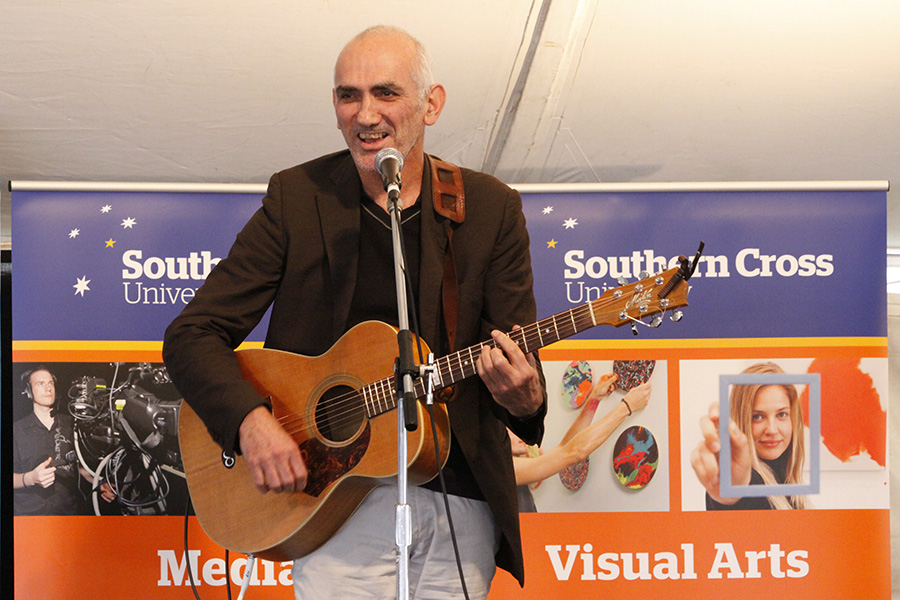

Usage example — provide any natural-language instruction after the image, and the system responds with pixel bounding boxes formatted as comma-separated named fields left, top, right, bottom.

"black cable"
left=183, top=485, right=233, bottom=599
left=184, top=495, right=202, bottom=600
left=397, top=217, right=471, bottom=600
left=426, top=403, right=471, bottom=600
left=225, top=549, right=233, bottom=600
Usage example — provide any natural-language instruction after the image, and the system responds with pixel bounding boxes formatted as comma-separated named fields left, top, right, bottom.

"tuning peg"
left=639, top=271, right=649, bottom=280
left=631, top=322, right=639, bottom=336
left=650, top=315, right=663, bottom=328
left=617, top=276, right=629, bottom=286
left=670, top=310, right=684, bottom=322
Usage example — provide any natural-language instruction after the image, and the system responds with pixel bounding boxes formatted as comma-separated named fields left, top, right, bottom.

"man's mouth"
left=358, top=132, right=389, bottom=143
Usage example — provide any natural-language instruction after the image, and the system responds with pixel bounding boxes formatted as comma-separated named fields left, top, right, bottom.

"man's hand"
left=689, top=401, right=752, bottom=505
left=239, top=406, right=308, bottom=494
left=476, top=327, right=543, bottom=418
left=27, top=457, right=57, bottom=488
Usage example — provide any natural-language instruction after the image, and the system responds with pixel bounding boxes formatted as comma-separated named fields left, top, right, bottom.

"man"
left=13, top=367, right=85, bottom=515
left=164, top=25, right=546, bottom=599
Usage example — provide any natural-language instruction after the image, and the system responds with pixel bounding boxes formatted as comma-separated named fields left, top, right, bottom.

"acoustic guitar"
left=179, top=259, right=695, bottom=561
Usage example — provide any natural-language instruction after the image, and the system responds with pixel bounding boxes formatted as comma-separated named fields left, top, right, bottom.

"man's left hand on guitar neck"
left=475, top=327, right=544, bottom=420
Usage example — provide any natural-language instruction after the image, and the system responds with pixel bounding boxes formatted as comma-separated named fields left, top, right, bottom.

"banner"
left=11, top=181, right=889, bottom=599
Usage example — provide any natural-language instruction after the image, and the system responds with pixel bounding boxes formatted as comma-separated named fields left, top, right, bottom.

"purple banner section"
left=521, top=188, right=886, bottom=340
left=12, top=188, right=269, bottom=342
left=12, top=185, right=886, bottom=343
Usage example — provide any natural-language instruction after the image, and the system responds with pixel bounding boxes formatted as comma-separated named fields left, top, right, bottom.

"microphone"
left=374, top=148, right=404, bottom=199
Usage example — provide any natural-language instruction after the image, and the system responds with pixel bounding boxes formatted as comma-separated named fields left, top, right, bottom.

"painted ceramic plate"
left=561, top=360, right=593, bottom=409
left=612, top=360, right=655, bottom=392
left=612, top=426, right=659, bottom=489
left=559, top=456, right=590, bottom=491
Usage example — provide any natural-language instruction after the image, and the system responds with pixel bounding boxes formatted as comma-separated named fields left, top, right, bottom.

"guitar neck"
left=359, top=264, right=691, bottom=418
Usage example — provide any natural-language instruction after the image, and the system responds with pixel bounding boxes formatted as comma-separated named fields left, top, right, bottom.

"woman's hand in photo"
left=690, top=402, right=752, bottom=504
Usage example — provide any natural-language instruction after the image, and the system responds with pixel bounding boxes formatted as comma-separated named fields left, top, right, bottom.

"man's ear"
left=332, top=88, right=340, bottom=128
left=423, top=84, right=446, bottom=126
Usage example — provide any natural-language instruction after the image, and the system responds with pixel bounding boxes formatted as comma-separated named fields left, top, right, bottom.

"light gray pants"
left=292, top=485, right=500, bottom=599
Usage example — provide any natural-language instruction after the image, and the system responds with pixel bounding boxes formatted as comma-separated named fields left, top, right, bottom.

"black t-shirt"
left=347, top=194, right=484, bottom=501
left=13, top=410, right=86, bottom=515
left=705, top=451, right=792, bottom=511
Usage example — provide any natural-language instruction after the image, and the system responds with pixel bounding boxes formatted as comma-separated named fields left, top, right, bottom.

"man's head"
left=333, top=26, right=446, bottom=176
left=23, top=367, right=57, bottom=409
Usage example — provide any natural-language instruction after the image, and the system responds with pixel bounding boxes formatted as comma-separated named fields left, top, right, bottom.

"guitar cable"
left=184, top=493, right=236, bottom=600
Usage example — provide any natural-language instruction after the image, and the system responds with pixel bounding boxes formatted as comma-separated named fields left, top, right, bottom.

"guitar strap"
left=430, top=156, right=465, bottom=356
left=429, top=157, right=466, bottom=404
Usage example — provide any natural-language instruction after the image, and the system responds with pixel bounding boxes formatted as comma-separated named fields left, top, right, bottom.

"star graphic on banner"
left=563, top=218, right=578, bottom=229
left=105, top=238, right=116, bottom=248
left=73, top=276, right=91, bottom=297
left=68, top=228, right=80, bottom=239
left=542, top=206, right=554, bottom=215
left=121, top=217, right=137, bottom=229
left=547, top=239, right=558, bottom=248
left=101, top=205, right=112, bottom=213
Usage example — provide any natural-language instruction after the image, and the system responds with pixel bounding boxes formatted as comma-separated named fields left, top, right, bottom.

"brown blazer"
left=163, top=150, right=547, bottom=584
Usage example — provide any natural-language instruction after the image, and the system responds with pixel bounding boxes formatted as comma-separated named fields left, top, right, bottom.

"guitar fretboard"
left=356, top=264, right=687, bottom=420
left=358, top=297, right=608, bottom=418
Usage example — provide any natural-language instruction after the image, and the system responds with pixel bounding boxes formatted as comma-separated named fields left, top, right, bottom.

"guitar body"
left=179, top=260, right=697, bottom=561
left=179, top=321, right=451, bottom=561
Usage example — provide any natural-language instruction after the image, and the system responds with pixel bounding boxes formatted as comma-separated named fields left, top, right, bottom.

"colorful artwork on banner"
left=612, top=425, right=659, bottom=489
left=561, top=359, right=592, bottom=408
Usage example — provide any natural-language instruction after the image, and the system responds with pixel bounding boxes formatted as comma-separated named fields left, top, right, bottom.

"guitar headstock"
left=590, top=244, right=702, bottom=332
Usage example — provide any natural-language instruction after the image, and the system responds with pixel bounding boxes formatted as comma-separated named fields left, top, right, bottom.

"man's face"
left=28, top=370, right=56, bottom=408
left=333, top=34, right=433, bottom=174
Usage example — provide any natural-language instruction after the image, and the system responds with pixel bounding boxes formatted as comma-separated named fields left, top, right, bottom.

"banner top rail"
left=9, top=180, right=889, bottom=194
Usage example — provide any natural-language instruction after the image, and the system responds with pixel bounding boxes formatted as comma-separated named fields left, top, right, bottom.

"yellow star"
left=547, top=239, right=558, bottom=248
left=105, top=238, right=116, bottom=248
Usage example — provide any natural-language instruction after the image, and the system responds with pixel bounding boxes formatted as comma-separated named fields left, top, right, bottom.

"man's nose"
left=357, top=95, right=380, bottom=125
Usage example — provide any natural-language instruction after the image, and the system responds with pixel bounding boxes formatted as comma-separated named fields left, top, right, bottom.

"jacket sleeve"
left=162, top=173, right=288, bottom=454
left=479, top=184, right=548, bottom=446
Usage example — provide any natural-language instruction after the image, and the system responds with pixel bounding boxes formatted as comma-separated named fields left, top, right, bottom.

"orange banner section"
left=14, top=517, right=294, bottom=599
left=12, top=337, right=887, bottom=363
left=16, top=510, right=890, bottom=599
left=489, top=509, right=891, bottom=599
left=11, top=340, right=265, bottom=363
left=538, top=338, right=887, bottom=362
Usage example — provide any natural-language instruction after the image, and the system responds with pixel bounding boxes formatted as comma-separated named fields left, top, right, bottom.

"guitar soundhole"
left=315, top=384, right=365, bottom=443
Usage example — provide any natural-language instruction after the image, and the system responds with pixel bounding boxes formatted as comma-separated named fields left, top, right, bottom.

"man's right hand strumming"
left=239, top=405, right=308, bottom=494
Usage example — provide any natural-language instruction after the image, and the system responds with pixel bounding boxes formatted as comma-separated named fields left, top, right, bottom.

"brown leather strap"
left=431, top=157, right=464, bottom=404
left=431, top=157, right=465, bottom=224
left=430, top=157, right=465, bottom=353
left=441, top=229, right=459, bottom=354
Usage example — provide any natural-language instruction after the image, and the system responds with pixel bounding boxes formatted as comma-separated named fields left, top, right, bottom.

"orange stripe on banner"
left=538, top=338, right=887, bottom=361
left=489, top=509, right=891, bottom=599
left=12, top=340, right=266, bottom=362
left=14, top=338, right=885, bottom=363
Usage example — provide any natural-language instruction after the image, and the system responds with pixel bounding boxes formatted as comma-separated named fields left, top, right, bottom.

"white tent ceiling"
left=2, top=0, right=898, bottom=251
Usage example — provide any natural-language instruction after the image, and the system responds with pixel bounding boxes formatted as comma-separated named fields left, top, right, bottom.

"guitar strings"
left=268, top=291, right=635, bottom=437
left=270, top=293, right=637, bottom=436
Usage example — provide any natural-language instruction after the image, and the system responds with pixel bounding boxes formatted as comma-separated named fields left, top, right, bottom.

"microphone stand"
left=387, top=181, right=418, bottom=600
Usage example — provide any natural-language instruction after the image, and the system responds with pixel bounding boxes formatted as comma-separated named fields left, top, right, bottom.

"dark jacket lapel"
left=318, top=154, right=362, bottom=341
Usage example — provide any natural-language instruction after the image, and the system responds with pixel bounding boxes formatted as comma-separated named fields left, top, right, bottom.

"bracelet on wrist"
left=621, top=398, right=632, bottom=416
